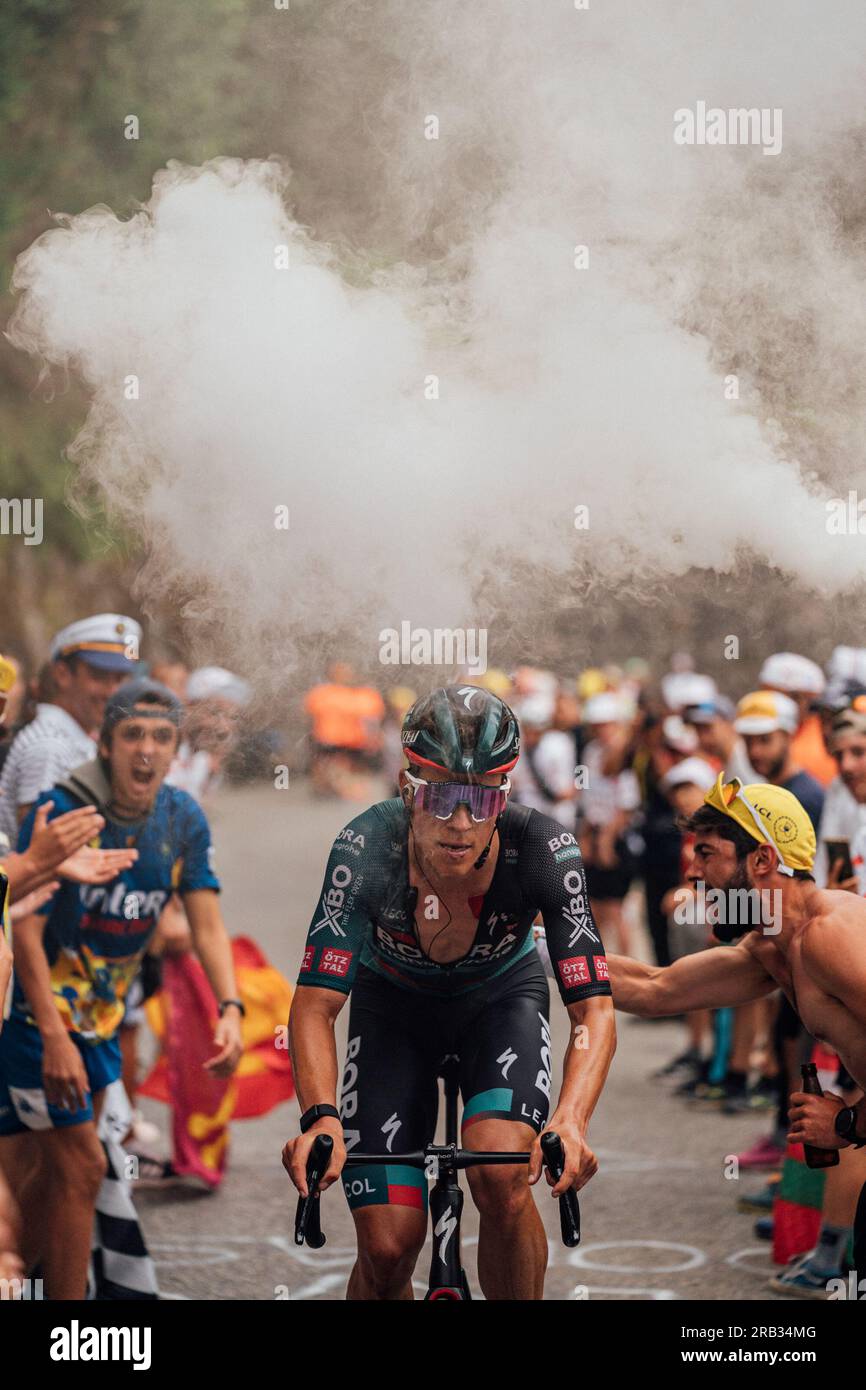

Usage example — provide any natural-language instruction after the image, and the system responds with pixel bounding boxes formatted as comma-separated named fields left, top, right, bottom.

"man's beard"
left=710, top=858, right=754, bottom=943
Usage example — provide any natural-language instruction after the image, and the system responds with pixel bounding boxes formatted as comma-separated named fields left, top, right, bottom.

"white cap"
left=186, top=666, right=252, bottom=707
left=734, top=689, right=799, bottom=735
left=827, top=646, right=866, bottom=686
left=759, top=652, right=825, bottom=696
left=661, top=672, right=717, bottom=712
left=661, top=757, right=717, bottom=793
left=518, top=694, right=556, bottom=730
left=50, top=613, right=142, bottom=672
left=583, top=692, right=634, bottom=725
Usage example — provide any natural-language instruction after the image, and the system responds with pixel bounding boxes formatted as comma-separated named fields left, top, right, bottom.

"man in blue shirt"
left=0, top=678, right=244, bottom=1299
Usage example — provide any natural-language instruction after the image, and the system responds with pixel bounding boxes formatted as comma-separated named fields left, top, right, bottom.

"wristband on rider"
left=299, top=1103, right=341, bottom=1134
left=834, top=1105, right=866, bottom=1148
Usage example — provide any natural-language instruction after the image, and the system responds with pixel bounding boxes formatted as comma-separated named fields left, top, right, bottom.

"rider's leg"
left=347, top=1204, right=428, bottom=1300
left=338, top=967, right=440, bottom=1300
left=464, top=1118, right=547, bottom=1300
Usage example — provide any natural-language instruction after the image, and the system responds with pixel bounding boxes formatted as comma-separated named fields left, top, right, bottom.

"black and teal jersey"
left=297, top=798, right=610, bottom=1004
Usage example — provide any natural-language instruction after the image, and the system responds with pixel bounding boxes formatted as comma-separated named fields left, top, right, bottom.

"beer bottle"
left=800, top=1063, right=839, bottom=1169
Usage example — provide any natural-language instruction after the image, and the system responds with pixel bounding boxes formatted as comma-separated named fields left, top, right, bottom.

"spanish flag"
left=140, top=937, right=295, bottom=1187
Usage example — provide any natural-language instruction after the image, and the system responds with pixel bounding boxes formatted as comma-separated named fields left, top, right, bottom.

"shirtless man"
left=606, top=773, right=866, bottom=1278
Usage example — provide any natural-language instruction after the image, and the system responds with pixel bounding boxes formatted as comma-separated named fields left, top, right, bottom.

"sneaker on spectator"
left=754, top=1215, right=774, bottom=1241
left=737, top=1177, right=780, bottom=1214
left=737, top=1134, right=785, bottom=1169
left=769, top=1253, right=835, bottom=1299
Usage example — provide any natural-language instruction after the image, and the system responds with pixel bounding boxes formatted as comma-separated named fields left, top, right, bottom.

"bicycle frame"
left=294, top=1057, right=580, bottom=1300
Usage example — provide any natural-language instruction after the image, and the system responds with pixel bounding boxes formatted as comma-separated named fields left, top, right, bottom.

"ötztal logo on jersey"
left=320, top=947, right=353, bottom=978
left=557, top=956, right=591, bottom=989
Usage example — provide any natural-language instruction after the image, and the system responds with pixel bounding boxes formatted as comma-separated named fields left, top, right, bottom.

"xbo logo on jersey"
left=561, top=869, right=600, bottom=946
left=310, top=864, right=352, bottom=936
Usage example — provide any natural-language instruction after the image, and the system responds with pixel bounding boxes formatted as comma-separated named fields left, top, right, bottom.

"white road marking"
left=568, top=1240, right=706, bottom=1274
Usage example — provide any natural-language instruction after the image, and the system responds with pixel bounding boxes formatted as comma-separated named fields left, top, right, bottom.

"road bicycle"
left=294, top=1058, right=580, bottom=1300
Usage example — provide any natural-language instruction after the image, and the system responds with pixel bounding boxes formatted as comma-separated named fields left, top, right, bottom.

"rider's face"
left=401, top=765, right=502, bottom=878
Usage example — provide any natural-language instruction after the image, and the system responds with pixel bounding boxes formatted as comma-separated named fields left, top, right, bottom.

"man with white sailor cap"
left=759, top=651, right=835, bottom=787
left=0, top=614, right=142, bottom=846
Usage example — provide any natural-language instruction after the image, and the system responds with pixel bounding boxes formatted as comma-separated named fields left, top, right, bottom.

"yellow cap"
left=703, top=773, right=815, bottom=875
left=387, top=685, right=417, bottom=717
left=477, top=668, right=512, bottom=700
left=577, top=667, right=606, bottom=700
left=0, top=656, right=17, bottom=696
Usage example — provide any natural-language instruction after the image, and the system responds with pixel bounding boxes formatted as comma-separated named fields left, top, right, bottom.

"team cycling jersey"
left=297, top=798, right=611, bottom=1004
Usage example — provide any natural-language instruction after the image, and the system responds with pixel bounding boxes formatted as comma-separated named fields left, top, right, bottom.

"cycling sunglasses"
left=403, top=770, right=511, bottom=822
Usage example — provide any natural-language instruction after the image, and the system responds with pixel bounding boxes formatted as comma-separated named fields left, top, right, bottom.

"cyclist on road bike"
left=283, top=684, right=616, bottom=1300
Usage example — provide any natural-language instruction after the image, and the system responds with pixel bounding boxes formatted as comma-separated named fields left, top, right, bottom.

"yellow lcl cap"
left=703, top=773, right=816, bottom=876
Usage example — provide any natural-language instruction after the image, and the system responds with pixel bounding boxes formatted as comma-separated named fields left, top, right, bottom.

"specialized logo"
left=434, top=1208, right=458, bottom=1260
left=497, top=1045, right=518, bottom=1080
left=301, top=945, right=315, bottom=972
left=557, top=956, right=591, bottom=990
left=401, top=730, right=420, bottom=745
left=320, top=947, right=352, bottom=978
left=310, top=863, right=352, bottom=936
left=594, top=956, right=610, bottom=981
left=381, top=1112, right=402, bottom=1152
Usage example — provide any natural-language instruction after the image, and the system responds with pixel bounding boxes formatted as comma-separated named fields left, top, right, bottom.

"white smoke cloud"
left=8, top=0, right=866, bottom=685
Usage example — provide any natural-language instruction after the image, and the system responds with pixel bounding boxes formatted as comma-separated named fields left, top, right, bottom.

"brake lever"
left=294, top=1133, right=334, bottom=1248
left=540, top=1130, right=581, bottom=1248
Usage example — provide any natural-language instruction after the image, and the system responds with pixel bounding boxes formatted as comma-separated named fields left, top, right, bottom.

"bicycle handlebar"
left=540, top=1131, right=581, bottom=1247
left=294, top=1129, right=581, bottom=1249
left=294, top=1133, right=333, bottom=1248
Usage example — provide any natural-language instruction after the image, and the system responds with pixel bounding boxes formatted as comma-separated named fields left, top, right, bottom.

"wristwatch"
left=218, top=998, right=246, bottom=1017
left=834, top=1105, right=866, bottom=1148
left=299, top=1103, right=341, bottom=1134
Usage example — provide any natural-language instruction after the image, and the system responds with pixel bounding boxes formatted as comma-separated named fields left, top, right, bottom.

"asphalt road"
left=135, top=781, right=786, bottom=1301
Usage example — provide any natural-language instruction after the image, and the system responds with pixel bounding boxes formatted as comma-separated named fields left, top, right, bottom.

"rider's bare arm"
left=552, top=995, right=616, bottom=1132
left=288, top=983, right=347, bottom=1114
left=284, top=985, right=348, bottom=1195
left=606, top=941, right=777, bottom=1016
left=539, top=994, right=616, bottom=1193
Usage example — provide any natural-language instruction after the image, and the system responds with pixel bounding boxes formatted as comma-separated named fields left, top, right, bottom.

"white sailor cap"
left=50, top=613, right=142, bottom=672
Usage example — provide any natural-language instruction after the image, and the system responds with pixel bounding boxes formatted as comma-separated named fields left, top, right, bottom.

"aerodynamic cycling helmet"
left=401, top=685, right=520, bottom=776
